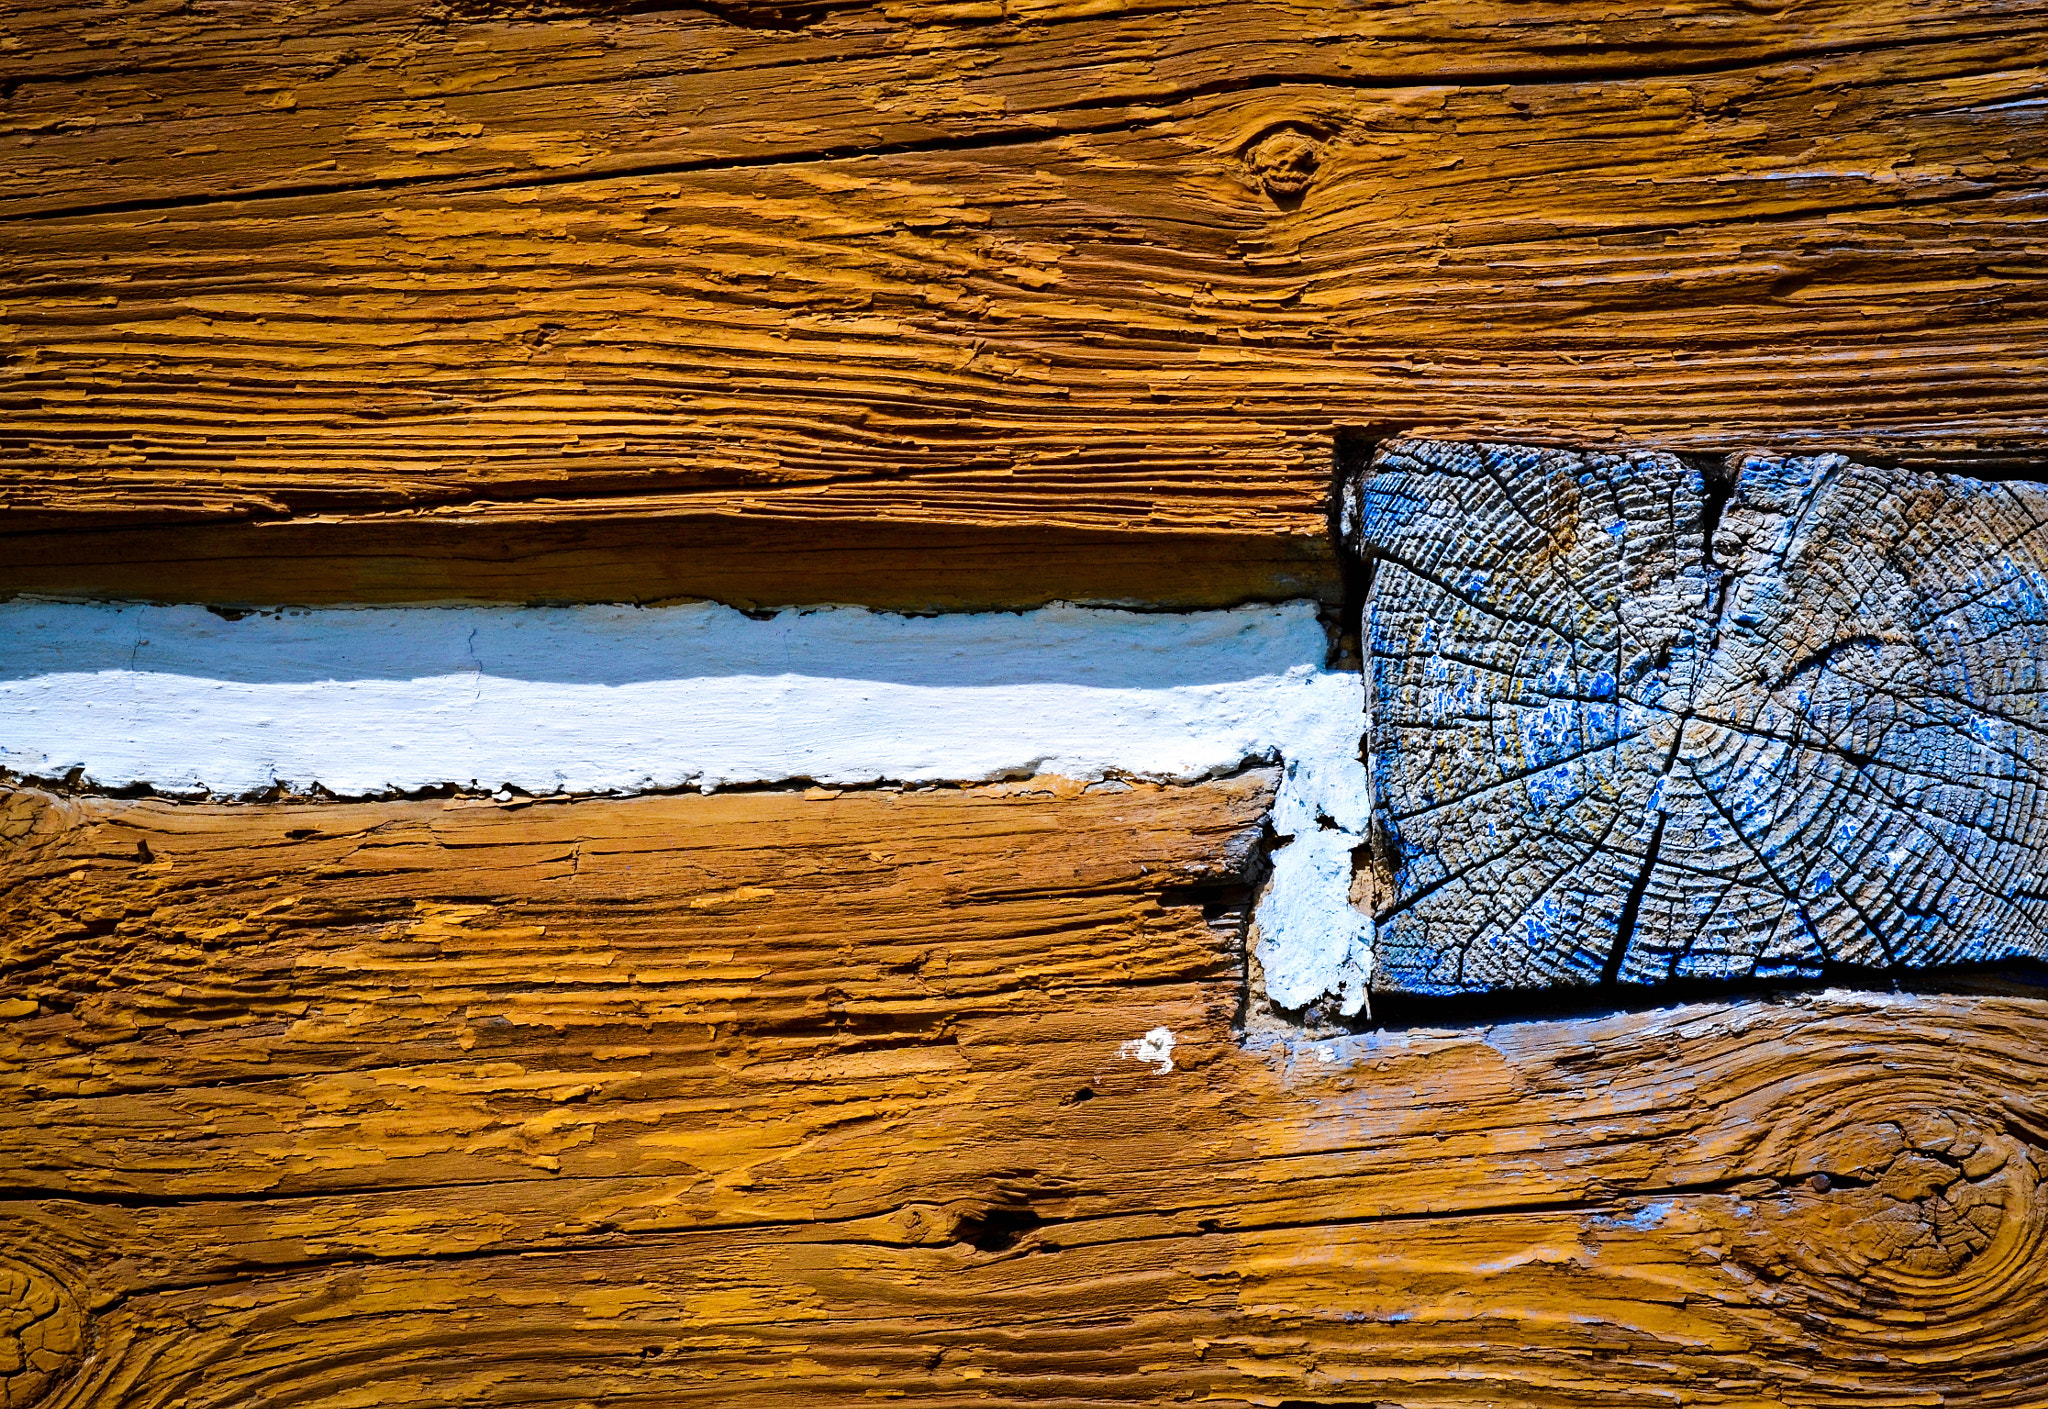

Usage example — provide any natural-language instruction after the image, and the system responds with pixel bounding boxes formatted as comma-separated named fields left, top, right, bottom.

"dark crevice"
left=951, top=1202, right=1043, bottom=1253
left=1597, top=717, right=1690, bottom=987
left=1228, top=817, right=1282, bottom=1035
left=1817, top=448, right=2048, bottom=483
left=432, top=0, right=855, bottom=31
left=1683, top=452, right=1736, bottom=569
left=0, top=113, right=1159, bottom=227
left=1323, top=427, right=1384, bottom=669
left=1601, top=813, right=1666, bottom=988
left=1352, top=958, right=2048, bottom=1033
left=1775, top=633, right=1887, bottom=689
left=63, top=1155, right=1958, bottom=1319
left=1964, top=459, right=2048, bottom=483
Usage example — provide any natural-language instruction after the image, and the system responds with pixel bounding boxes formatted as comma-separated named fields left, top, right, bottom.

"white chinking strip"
left=0, top=597, right=1374, bottom=1016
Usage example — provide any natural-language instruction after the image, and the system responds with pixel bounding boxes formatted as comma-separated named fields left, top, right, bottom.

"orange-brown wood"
left=4, top=778, right=2044, bottom=1406
left=5, top=0, right=2045, bottom=604
left=6, top=5, right=2046, bottom=1400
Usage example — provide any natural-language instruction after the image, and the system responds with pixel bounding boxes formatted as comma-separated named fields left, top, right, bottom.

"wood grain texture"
left=1353, top=439, right=2048, bottom=995
left=5, top=778, right=2048, bottom=1405
left=5, top=0, right=2047, bottom=603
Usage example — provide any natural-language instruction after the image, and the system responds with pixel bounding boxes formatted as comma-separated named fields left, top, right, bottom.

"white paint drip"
left=0, top=597, right=1372, bottom=1015
left=1118, top=1027, right=1176, bottom=1075
left=1255, top=825, right=1374, bottom=1018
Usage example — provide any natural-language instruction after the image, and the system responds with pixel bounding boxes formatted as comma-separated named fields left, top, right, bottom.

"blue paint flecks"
left=1356, top=439, right=2048, bottom=993
left=1593, top=1201, right=1673, bottom=1232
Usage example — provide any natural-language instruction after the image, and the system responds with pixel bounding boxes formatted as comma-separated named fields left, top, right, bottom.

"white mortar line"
left=0, top=597, right=1374, bottom=1016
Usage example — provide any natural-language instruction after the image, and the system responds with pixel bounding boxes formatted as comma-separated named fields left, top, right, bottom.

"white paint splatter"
left=1255, top=825, right=1373, bottom=1018
left=0, top=596, right=1374, bottom=1016
left=1118, top=1027, right=1176, bottom=1074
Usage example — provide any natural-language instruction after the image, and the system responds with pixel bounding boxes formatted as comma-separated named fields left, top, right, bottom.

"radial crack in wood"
left=1352, top=438, right=2048, bottom=994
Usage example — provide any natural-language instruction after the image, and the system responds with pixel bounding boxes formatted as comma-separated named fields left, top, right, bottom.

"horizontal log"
left=4, top=778, right=2047, bottom=1404
left=9, top=0, right=2031, bottom=220
left=4, top=0, right=2046, bottom=603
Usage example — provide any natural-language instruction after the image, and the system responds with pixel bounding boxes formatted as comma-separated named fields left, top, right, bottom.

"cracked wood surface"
left=1354, top=439, right=2048, bottom=995
left=5, top=778, right=2048, bottom=1406
left=5, top=0, right=2048, bottom=605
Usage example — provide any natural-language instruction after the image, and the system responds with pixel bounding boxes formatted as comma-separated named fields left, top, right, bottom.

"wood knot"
left=1242, top=125, right=1326, bottom=205
left=1734, top=1090, right=2047, bottom=1345
left=0, top=1256, right=87, bottom=1407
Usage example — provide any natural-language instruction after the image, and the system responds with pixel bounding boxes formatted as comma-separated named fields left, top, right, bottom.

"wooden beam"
left=5, top=778, right=2045, bottom=1404
left=12, top=0, right=2029, bottom=220
left=4, top=0, right=2045, bottom=603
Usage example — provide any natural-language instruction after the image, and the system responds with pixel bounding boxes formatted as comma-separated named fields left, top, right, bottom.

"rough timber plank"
left=7, top=0, right=2030, bottom=219
left=5, top=779, right=2048, bottom=1406
left=1352, top=438, right=2048, bottom=995
left=4, top=0, right=2047, bottom=603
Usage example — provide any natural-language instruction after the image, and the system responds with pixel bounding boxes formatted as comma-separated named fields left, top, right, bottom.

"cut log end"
left=1351, top=438, right=2048, bottom=996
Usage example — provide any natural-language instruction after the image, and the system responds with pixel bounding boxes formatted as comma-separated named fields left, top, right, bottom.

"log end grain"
left=1353, top=438, right=2048, bottom=995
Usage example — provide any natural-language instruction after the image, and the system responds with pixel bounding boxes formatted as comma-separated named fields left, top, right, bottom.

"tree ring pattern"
left=1353, top=439, right=2048, bottom=994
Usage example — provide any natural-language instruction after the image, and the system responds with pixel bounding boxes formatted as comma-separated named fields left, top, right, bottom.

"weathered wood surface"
left=6, top=0, right=2048, bottom=603
left=1353, top=439, right=2048, bottom=995
left=5, top=777, right=2048, bottom=1405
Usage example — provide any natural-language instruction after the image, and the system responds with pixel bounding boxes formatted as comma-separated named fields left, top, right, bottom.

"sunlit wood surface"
left=4, top=779, right=2044, bottom=1406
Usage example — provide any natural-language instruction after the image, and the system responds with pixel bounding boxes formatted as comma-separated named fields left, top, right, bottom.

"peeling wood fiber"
left=5, top=778, right=2048, bottom=1406
left=5, top=0, right=2048, bottom=604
